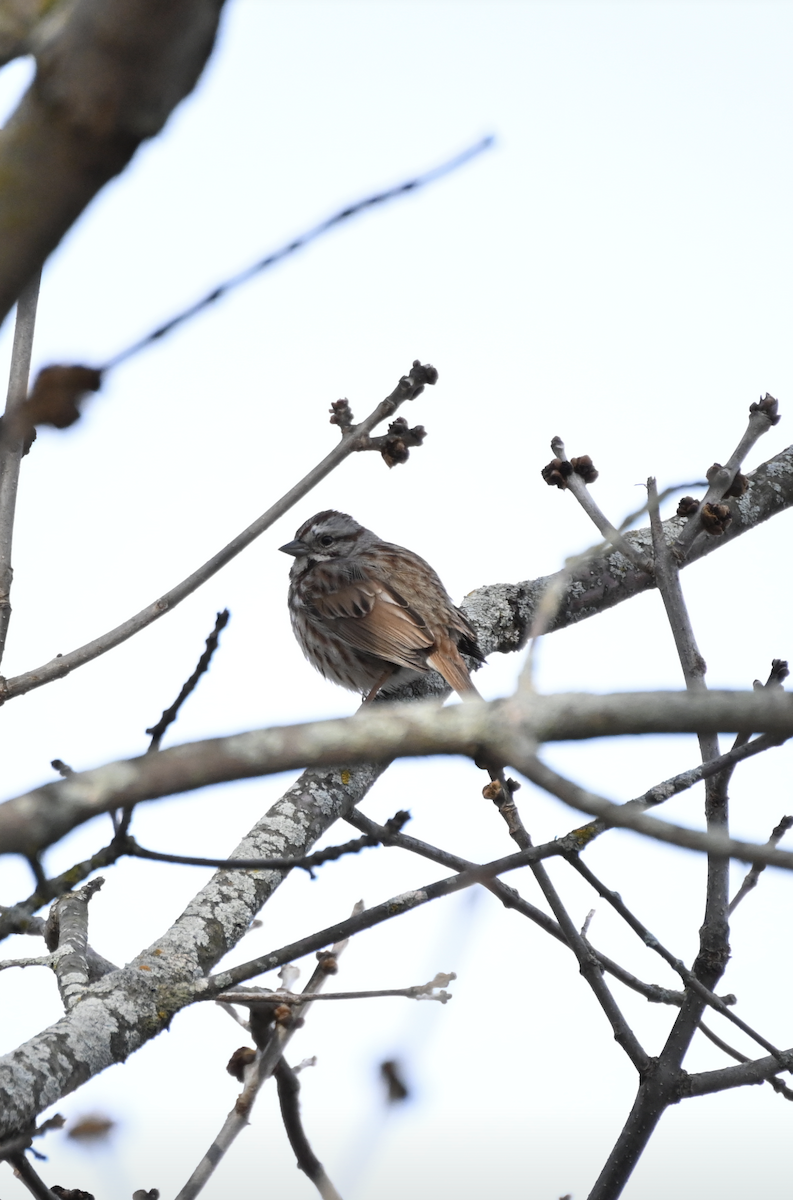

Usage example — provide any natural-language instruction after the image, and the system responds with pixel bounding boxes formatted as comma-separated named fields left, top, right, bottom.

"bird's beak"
left=279, top=539, right=310, bottom=557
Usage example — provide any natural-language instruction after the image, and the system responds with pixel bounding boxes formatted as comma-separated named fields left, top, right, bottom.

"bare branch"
left=121, top=812, right=409, bottom=875
left=464, top=441, right=793, bottom=660
left=673, top=396, right=780, bottom=559
left=146, top=610, right=229, bottom=751
left=683, top=1046, right=793, bottom=1099
left=0, top=270, right=41, bottom=667
left=5, top=686, right=793, bottom=859
left=175, top=919, right=356, bottom=1200
left=274, top=1059, right=344, bottom=1200
left=527, top=855, right=649, bottom=1072
left=568, top=856, right=789, bottom=1067
left=572, top=730, right=788, bottom=850
left=0, top=360, right=437, bottom=703
left=0, top=0, right=227, bottom=324
left=344, top=808, right=688, bottom=1008
left=217, top=974, right=456, bottom=1006
left=42, top=878, right=104, bottom=1010
left=543, top=437, right=652, bottom=572
left=697, top=1022, right=793, bottom=1102
left=515, top=752, right=793, bottom=873
left=102, top=138, right=493, bottom=371
left=728, top=814, right=793, bottom=915
left=5, top=1152, right=58, bottom=1199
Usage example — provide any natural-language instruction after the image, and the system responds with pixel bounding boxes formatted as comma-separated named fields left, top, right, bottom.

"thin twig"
left=101, top=138, right=493, bottom=372
left=0, top=360, right=437, bottom=704
left=9, top=687, right=793, bottom=865
left=217, top=974, right=455, bottom=1006
left=697, top=1021, right=793, bottom=1102
left=0, top=834, right=132, bottom=943
left=176, top=915, right=358, bottom=1200
left=570, top=729, right=788, bottom=850
left=587, top=478, right=737, bottom=1199
left=274, top=1060, right=343, bottom=1200
left=528, top=856, right=649, bottom=1072
left=6, top=1152, right=58, bottom=1199
left=0, top=270, right=41, bottom=669
left=728, top=815, right=793, bottom=915
left=121, top=813, right=409, bottom=876
left=146, top=610, right=230, bottom=751
left=567, top=856, right=790, bottom=1066
left=343, top=808, right=687, bottom=1008
left=548, top=437, right=653, bottom=572
left=673, top=397, right=779, bottom=559
left=514, top=751, right=793, bottom=875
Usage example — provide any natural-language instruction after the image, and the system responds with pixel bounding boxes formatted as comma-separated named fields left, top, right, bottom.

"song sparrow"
left=280, top=510, right=483, bottom=701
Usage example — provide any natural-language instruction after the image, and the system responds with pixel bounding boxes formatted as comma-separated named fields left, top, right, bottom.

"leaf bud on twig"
left=749, top=393, right=780, bottom=424
left=676, top=495, right=700, bottom=517
left=699, top=502, right=732, bottom=535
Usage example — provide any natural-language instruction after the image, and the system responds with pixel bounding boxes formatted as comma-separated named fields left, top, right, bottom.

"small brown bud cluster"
left=403, top=359, right=439, bottom=399
left=380, top=416, right=426, bottom=468
left=541, top=454, right=598, bottom=489
left=749, top=393, right=780, bottom=425
left=52, top=1189, right=95, bottom=1200
left=677, top=496, right=700, bottom=518
left=541, top=457, right=572, bottom=488
left=482, top=776, right=521, bottom=803
left=329, top=398, right=354, bottom=428
left=570, top=454, right=598, bottom=483
left=227, top=1046, right=256, bottom=1082
left=316, top=950, right=339, bottom=975
left=700, top=502, right=732, bottom=535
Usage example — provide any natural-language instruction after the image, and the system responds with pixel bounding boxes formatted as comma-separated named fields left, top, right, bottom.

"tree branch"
left=0, top=0, right=226, bottom=323
left=4, top=687, right=793, bottom=858
left=0, top=360, right=437, bottom=702
left=0, top=270, right=41, bottom=667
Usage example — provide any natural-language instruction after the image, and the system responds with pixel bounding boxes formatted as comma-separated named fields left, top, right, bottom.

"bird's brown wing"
left=309, top=577, right=434, bottom=670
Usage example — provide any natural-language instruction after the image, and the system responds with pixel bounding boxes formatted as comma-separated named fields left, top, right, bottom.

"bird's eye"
left=319, top=535, right=334, bottom=547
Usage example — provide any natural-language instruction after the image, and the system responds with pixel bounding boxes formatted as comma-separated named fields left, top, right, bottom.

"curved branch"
left=2, top=687, right=793, bottom=857
left=0, top=0, right=226, bottom=323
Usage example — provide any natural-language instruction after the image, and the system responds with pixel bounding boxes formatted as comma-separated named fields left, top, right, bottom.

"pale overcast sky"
left=2, top=3, right=793, bottom=1198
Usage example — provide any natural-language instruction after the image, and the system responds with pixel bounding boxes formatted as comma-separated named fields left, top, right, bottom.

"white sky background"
left=1, top=0, right=793, bottom=1196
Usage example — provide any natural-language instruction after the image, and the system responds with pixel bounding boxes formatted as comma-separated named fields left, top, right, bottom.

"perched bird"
left=280, top=510, right=483, bottom=702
